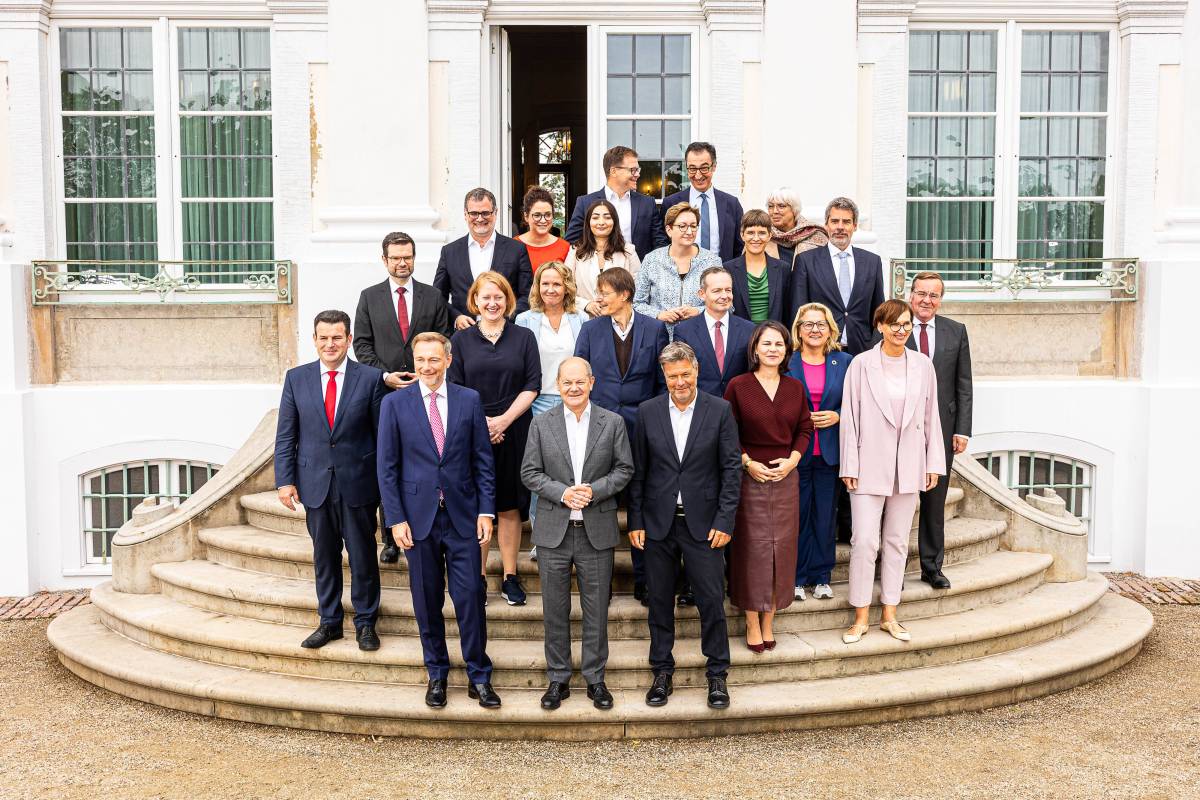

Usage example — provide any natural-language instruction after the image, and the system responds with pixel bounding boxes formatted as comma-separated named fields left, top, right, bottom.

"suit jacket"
left=786, top=349, right=851, bottom=466
left=274, top=359, right=386, bottom=509
left=432, top=233, right=533, bottom=321
left=520, top=403, right=634, bottom=550
left=353, top=277, right=451, bottom=375
left=661, top=187, right=745, bottom=261
left=564, top=188, right=669, bottom=261
left=376, top=381, right=496, bottom=540
left=672, top=312, right=754, bottom=398
left=906, top=314, right=973, bottom=446
left=789, top=246, right=885, bottom=356
left=573, top=313, right=669, bottom=436
left=724, top=254, right=792, bottom=326
left=839, top=344, right=946, bottom=496
left=628, top=392, right=742, bottom=541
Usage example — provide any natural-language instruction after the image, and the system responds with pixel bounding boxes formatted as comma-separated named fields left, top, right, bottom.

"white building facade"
left=1, top=0, right=1198, bottom=596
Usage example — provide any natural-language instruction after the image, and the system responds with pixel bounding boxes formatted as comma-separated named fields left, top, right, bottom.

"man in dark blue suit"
left=661, top=142, right=745, bottom=261
left=788, top=197, right=885, bottom=356
left=564, top=146, right=669, bottom=260
left=673, top=266, right=754, bottom=398
left=275, top=310, right=387, bottom=652
left=433, top=187, right=533, bottom=331
left=629, top=341, right=742, bottom=710
left=376, top=331, right=501, bottom=709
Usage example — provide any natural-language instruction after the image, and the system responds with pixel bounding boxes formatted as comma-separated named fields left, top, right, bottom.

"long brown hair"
left=574, top=199, right=629, bottom=262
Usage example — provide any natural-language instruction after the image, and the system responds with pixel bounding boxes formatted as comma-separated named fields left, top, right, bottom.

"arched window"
left=976, top=450, right=1095, bottom=549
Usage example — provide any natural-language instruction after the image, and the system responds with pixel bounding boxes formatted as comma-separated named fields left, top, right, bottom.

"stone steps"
left=150, top=548, right=1051, bottom=640
left=88, top=574, right=1109, bottom=690
left=48, top=593, right=1153, bottom=740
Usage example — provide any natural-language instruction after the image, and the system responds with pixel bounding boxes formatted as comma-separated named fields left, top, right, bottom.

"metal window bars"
left=32, top=259, right=292, bottom=304
left=891, top=257, right=1137, bottom=301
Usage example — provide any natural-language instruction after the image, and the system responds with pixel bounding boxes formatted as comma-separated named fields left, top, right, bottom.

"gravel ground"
left=1, top=605, right=1197, bottom=800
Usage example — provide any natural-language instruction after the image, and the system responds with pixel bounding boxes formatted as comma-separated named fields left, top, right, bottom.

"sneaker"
left=480, top=575, right=488, bottom=607
left=501, top=574, right=527, bottom=606
left=793, top=585, right=807, bottom=601
left=813, top=583, right=834, bottom=600
left=529, top=546, right=538, bottom=562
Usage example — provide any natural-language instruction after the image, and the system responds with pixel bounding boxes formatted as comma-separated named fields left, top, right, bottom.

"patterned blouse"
left=632, top=245, right=724, bottom=336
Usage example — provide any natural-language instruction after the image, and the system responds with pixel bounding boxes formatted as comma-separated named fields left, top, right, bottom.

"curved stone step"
left=90, top=574, right=1108, bottom=690
left=151, top=549, right=1051, bottom=640
left=47, top=593, right=1153, bottom=740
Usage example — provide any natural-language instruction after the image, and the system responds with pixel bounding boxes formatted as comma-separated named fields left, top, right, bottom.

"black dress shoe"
left=468, top=681, right=502, bottom=709
left=379, top=542, right=400, bottom=564
left=587, top=682, right=614, bottom=710
left=676, top=589, right=696, bottom=607
left=633, top=582, right=648, bottom=607
left=425, top=678, right=448, bottom=708
left=479, top=575, right=489, bottom=607
left=356, top=624, right=380, bottom=651
left=300, top=624, right=343, bottom=649
left=645, top=673, right=673, bottom=707
left=707, top=675, right=730, bottom=709
left=922, top=571, right=952, bottom=590
left=540, top=681, right=570, bottom=710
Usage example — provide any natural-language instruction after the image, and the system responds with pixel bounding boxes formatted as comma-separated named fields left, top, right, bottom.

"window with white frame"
left=976, top=450, right=1096, bottom=552
left=80, top=460, right=221, bottom=564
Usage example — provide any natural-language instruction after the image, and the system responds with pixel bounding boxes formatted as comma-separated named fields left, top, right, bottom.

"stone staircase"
left=48, top=412, right=1152, bottom=740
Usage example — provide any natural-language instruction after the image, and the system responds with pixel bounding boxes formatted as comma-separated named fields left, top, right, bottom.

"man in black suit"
left=662, top=142, right=744, bottom=261
left=789, top=197, right=885, bottom=356
left=354, top=231, right=452, bottom=563
left=629, top=341, right=741, bottom=710
left=564, top=146, right=669, bottom=260
left=907, top=271, right=973, bottom=590
left=433, top=187, right=533, bottom=330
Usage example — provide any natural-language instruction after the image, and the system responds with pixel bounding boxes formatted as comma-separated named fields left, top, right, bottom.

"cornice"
left=857, top=1, right=917, bottom=34
left=442, top=0, right=708, bottom=25
left=1115, top=0, right=1187, bottom=35
left=0, top=1, right=52, bottom=32
left=701, top=0, right=763, bottom=32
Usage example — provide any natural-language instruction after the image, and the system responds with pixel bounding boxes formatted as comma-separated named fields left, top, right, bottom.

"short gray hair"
left=699, top=266, right=731, bottom=290
left=556, top=356, right=593, bottom=380
left=825, top=196, right=859, bottom=224
left=765, top=186, right=803, bottom=220
left=658, top=341, right=698, bottom=369
left=463, top=187, right=497, bottom=211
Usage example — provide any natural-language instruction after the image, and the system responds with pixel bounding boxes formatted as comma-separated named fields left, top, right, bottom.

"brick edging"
left=0, top=591, right=91, bottom=621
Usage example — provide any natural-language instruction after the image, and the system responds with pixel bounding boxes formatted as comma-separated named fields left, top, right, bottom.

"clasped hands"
left=745, top=456, right=798, bottom=484
left=486, top=415, right=508, bottom=444
left=656, top=305, right=702, bottom=324
left=561, top=483, right=592, bottom=511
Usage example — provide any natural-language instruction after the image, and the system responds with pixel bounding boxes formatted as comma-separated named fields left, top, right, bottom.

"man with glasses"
left=662, top=142, right=745, bottom=261
left=434, top=187, right=533, bottom=330
left=564, top=146, right=669, bottom=261
left=906, top=271, right=973, bottom=590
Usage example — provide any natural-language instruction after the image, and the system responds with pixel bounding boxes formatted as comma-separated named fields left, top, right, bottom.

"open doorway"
left=504, top=26, right=587, bottom=239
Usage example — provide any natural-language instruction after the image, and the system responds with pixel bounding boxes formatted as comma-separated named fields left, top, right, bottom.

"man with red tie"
left=275, top=310, right=388, bottom=652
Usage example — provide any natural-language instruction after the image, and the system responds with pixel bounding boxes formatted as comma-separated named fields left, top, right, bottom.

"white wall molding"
left=427, top=0, right=486, bottom=30
left=0, top=2, right=51, bottom=31
left=701, top=0, right=763, bottom=32
left=857, top=1, right=917, bottom=34
left=1116, top=0, right=1188, bottom=35
left=42, top=1, right=273, bottom=20
left=908, top=0, right=1120, bottom=23
left=472, top=0, right=706, bottom=24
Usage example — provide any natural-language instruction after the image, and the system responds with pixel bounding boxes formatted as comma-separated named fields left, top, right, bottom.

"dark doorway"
left=505, top=26, right=587, bottom=239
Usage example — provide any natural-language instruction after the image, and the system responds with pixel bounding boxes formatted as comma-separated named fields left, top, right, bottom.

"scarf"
left=771, top=217, right=830, bottom=255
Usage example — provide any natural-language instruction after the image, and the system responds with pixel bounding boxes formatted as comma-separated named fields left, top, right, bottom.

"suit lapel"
left=412, top=384, right=441, bottom=460
left=680, top=395, right=707, bottom=463
left=546, top=403, right=573, bottom=470
left=849, top=247, right=873, bottom=305
left=901, top=350, right=922, bottom=429
left=331, top=361, right=361, bottom=434
left=655, top=398, right=680, bottom=466
left=581, top=406, right=606, bottom=474
left=729, top=258, right=750, bottom=317
left=308, top=362, right=329, bottom=436
left=624, top=314, right=647, bottom=385
left=824, top=354, right=844, bottom=411
left=768, top=258, right=787, bottom=320
left=864, top=348, right=897, bottom=427
left=813, top=248, right=844, bottom=312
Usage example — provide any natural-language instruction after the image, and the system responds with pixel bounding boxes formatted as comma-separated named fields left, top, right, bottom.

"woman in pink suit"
left=839, top=299, right=945, bottom=644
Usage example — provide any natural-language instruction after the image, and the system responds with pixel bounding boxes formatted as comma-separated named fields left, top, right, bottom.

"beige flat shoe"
left=879, top=620, right=911, bottom=642
left=842, top=623, right=870, bottom=644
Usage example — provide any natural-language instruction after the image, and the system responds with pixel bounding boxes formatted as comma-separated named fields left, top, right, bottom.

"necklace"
left=480, top=323, right=504, bottom=341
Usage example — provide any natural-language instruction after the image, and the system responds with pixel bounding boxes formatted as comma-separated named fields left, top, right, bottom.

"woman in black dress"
left=449, top=271, right=541, bottom=607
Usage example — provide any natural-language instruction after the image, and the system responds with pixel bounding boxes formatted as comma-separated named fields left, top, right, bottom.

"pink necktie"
left=919, top=323, right=930, bottom=357
left=713, top=320, right=725, bottom=372
left=428, top=390, right=445, bottom=457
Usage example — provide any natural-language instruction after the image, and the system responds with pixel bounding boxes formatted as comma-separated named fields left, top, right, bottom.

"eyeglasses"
left=911, top=290, right=942, bottom=301
left=743, top=231, right=770, bottom=241
left=617, top=165, right=642, bottom=176
left=799, top=322, right=828, bottom=331
left=386, top=256, right=415, bottom=264
left=766, top=202, right=791, bottom=212
left=685, top=164, right=713, bottom=176
left=673, top=223, right=699, bottom=232
left=466, top=210, right=495, bottom=220
left=887, top=322, right=915, bottom=332
left=529, top=212, right=553, bottom=222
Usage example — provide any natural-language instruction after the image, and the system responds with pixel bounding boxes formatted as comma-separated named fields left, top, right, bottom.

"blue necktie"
left=837, top=250, right=852, bottom=307
left=699, top=193, right=712, bottom=251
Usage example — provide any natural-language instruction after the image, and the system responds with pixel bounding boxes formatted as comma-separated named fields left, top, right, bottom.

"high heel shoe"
left=746, top=641, right=766, bottom=653
left=763, top=640, right=776, bottom=651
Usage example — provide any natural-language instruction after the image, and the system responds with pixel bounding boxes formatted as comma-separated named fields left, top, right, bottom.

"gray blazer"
left=907, top=313, right=973, bottom=446
left=520, top=402, right=634, bottom=550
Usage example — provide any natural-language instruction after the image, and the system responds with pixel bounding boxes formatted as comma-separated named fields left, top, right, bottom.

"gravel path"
left=1, top=605, right=1197, bottom=800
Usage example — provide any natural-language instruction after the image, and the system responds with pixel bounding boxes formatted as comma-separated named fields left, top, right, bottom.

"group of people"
left=273, top=142, right=974, bottom=714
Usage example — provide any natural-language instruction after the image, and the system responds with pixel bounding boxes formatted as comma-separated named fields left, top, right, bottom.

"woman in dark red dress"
left=724, top=321, right=813, bottom=652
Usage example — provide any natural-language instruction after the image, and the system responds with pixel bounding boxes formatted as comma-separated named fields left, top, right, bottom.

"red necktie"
left=713, top=320, right=725, bottom=372
left=324, top=371, right=337, bottom=429
left=396, top=286, right=410, bottom=341
left=919, top=323, right=930, bottom=357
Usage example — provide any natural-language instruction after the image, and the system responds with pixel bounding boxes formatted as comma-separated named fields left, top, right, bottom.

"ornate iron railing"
left=890, top=258, right=1139, bottom=302
left=31, top=260, right=293, bottom=305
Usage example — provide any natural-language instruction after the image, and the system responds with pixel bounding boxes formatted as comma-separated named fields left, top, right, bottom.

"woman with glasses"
left=787, top=303, right=850, bottom=602
left=632, top=202, right=723, bottom=337
left=838, top=299, right=945, bottom=644
left=517, top=186, right=571, bottom=271
left=564, top=198, right=640, bottom=318
left=765, top=187, right=828, bottom=267
left=724, top=209, right=791, bottom=325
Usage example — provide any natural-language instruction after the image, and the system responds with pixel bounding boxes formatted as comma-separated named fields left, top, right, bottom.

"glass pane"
left=1048, top=117, right=1077, bottom=157
left=1081, top=33, right=1108, bottom=71
left=1020, top=117, right=1046, bottom=156
left=180, top=29, right=208, bottom=69
left=63, top=117, right=92, bottom=157
left=1077, top=159, right=1105, bottom=196
left=1047, top=158, right=1075, bottom=196
left=1079, top=74, right=1107, bottom=112
left=1021, top=74, right=1048, bottom=112
left=908, top=75, right=935, bottom=112
left=636, top=161, right=662, bottom=199
left=967, top=73, right=995, bottom=112
left=61, top=72, right=91, bottom=110
left=664, top=160, right=684, bottom=196
left=210, top=71, right=242, bottom=111
left=1050, top=32, right=1080, bottom=71
left=61, top=29, right=91, bottom=70
left=607, top=77, right=632, bottom=114
left=1078, top=118, right=1105, bottom=157
left=907, top=158, right=935, bottom=196
left=242, top=71, right=271, bottom=110
left=63, top=159, right=92, bottom=198
left=127, top=465, right=146, bottom=495
left=969, top=31, right=996, bottom=70
left=634, top=35, right=661, bottom=74
left=93, top=71, right=121, bottom=111
left=124, top=29, right=152, bottom=69
left=93, top=29, right=122, bottom=69
left=210, top=29, right=241, bottom=68
left=966, top=117, right=995, bottom=157
left=663, top=119, right=688, bottom=159
left=966, top=158, right=994, bottom=196
left=634, top=77, right=661, bottom=114
left=1023, top=32, right=1050, bottom=71
left=123, top=72, right=154, bottom=111
left=909, top=32, right=935, bottom=70
left=180, top=72, right=209, bottom=111
left=664, top=35, right=689, bottom=73
left=938, top=32, right=966, bottom=70
left=908, top=117, right=935, bottom=157
left=936, top=159, right=965, bottom=196
left=607, top=35, right=632, bottom=74
left=1018, top=158, right=1047, bottom=196
left=126, top=115, right=155, bottom=156
left=242, top=29, right=270, bottom=69
left=607, top=120, right=632, bottom=149
left=937, top=74, right=965, bottom=112
left=635, top=119, right=662, bottom=160
left=936, top=118, right=965, bottom=156
left=664, top=76, right=690, bottom=114
left=1049, top=74, right=1078, bottom=112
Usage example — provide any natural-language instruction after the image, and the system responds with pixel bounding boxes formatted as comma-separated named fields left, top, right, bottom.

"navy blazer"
left=432, top=233, right=533, bottom=321
left=672, top=312, right=754, bottom=398
left=786, top=350, right=851, bottom=467
left=564, top=188, right=669, bottom=261
left=573, top=313, right=669, bottom=436
left=724, top=254, right=792, bottom=326
left=789, top=246, right=885, bottom=356
left=274, top=359, right=386, bottom=509
left=628, top=392, right=742, bottom=542
left=376, top=381, right=496, bottom=540
left=662, top=187, right=745, bottom=261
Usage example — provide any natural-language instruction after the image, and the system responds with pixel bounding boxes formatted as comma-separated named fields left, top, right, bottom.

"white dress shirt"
left=829, top=242, right=856, bottom=345
left=916, top=314, right=937, bottom=357
left=611, top=314, right=635, bottom=342
left=389, top=275, right=413, bottom=330
left=321, top=357, right=348, bottom=419
left=704, top=310, right=729, bottom=356
left=562, top=402, right=591, bottom=520
left=604, top=185, right=634, bottom=245
left=538, top=315, right=576, bottom=396
left=668, top=394, right=697, bottom=503
left=419, top=379, right=449, bottom=439
left=689, top=187, right=720, bottom=254
left=467, top=231, right=497, bottom=279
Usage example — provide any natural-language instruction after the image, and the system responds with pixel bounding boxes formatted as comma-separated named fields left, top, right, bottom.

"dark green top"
left=746, top=267, right=770, bottom=323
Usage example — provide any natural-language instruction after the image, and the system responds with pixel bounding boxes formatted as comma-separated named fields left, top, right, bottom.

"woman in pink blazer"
left=839, top=299, right=945, bottom=644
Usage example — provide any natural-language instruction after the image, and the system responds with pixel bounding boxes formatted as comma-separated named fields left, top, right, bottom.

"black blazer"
left=628, top=392, right=742, bottom=542
left=661, top=187, right=745, bottom=261
left=353, top=278, right=451, bottom=375
left=789, top=246, right=885, bottom=356
left=564, top=188, right=669, bottom=261
left=906, top=314, right=973, bottom=446
left=724, top=254, right=792, bottom=326
left=432, top=233, right=533, bottom=321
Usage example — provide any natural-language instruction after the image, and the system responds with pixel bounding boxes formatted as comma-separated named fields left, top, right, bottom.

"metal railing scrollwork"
left=890, top=258, right=1139, bottom=302
left=31, top=260, right=294, bottom=305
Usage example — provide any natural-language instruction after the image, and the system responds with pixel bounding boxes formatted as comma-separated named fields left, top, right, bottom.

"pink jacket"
left=839, top=343, right=946, bottom=496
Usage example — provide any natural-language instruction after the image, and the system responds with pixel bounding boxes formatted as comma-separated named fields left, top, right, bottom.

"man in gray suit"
left=520, top=356, right=634, bottom=711
left=908, top=271, right=973, bottom=590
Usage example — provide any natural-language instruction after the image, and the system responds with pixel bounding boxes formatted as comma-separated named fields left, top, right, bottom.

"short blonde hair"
left=663, top=201, right=699, bottom=230
left=411, top=331, right=451, bottom=355
left=466, top=271, right=516, bottom=317
left=790, top=302, right=842, bottom=356
left=529, top=260, right=578, bottom=313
